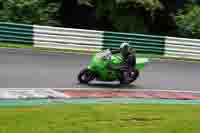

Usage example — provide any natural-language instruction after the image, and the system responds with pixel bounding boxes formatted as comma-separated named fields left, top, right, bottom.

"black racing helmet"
left=120, top=42, right=130, bottom=57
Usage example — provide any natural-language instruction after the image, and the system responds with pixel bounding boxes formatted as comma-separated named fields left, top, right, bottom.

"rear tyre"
left=128, top=69, right=139, bottom=83
left=78, top=68, right=95, bottom=84
left=119, top=69, right=139, bottom=85
left=119, top=71, right=130, bottom=85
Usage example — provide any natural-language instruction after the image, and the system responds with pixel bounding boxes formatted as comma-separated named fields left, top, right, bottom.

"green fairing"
left=88, top=53, right=149, bottom=81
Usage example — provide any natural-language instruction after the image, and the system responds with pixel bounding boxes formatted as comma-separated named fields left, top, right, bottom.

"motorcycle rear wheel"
left=128, top=69, right=139, bottom=83
left=119, top=69, right=139, bottom=85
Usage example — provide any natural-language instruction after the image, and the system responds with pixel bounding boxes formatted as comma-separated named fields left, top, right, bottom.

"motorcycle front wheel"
left=78, top=68, right=95, bottom=84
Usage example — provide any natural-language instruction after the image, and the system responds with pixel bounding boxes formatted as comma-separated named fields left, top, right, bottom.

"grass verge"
left=0, top=43, right=32, bottom=49
left=0, top=104, right=200, bottom=133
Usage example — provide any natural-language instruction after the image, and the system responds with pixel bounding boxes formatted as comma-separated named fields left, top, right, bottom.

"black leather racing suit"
left=108, top=48, right=136, bottom=71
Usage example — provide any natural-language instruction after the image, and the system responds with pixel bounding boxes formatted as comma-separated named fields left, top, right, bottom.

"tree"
left=0, top=0, right=61, bottom=26
left=59, top=0, right=96, bottom=29
left=77, top=0, right=162, bottom=33
left=0, top=0, right=180, bottom=35
left=176, top=4, right=200, bottom=38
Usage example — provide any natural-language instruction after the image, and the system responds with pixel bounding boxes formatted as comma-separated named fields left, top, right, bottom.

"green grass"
left=0, top=104, right=200, bottom=133
left=0, top=43, right=32, bottom=49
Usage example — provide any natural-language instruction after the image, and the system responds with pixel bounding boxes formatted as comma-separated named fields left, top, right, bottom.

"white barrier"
left=33, top=25, right=104, bottom=51
left=32, top=24, right=200, bottom=60
left=165, top=37, right=200, bottom=59
left=1, top=22, right=200, bottom=60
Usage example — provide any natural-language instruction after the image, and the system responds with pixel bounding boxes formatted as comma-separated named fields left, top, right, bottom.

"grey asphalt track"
left=0, top=48, right=199, bottom=91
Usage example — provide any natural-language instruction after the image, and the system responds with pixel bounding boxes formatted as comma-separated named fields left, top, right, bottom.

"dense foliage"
left=0, top=0, right=61, bottom=26
left=0, top=0, right=199, bottom=38
left=93, top=0, right=163, bottom=33
left=176, top=4, right=200, bottom=38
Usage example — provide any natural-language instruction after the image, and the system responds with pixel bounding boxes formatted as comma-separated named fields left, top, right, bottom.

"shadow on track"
left=76, top=82, right=140, bottom=89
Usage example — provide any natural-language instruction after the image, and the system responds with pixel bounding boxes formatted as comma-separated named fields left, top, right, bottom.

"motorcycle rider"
left=108, top=42, right=136, bottom=72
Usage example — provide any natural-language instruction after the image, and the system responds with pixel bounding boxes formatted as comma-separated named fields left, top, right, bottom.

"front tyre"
left=78, top=68, right=95, bottom=84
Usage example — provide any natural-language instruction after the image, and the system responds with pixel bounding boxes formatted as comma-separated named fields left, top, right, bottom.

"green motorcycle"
left=78, top=49, right=149, bottom=85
